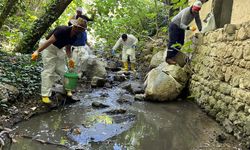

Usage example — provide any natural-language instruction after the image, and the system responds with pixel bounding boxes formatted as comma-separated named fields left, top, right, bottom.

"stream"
left=4, top=72, right=245, bottom=150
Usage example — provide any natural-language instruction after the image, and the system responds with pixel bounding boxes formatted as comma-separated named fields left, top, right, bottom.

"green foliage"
left=0, top=0, right=188, bottom=52
left=171, top=40, right=193, bottom=53
left=88, top=0, right=167, bottom=50
left=181, top=40, right=193, bottom=53
left=0, top=0, right=51, bottom=51
left=0, top=51, right=42, bottom=99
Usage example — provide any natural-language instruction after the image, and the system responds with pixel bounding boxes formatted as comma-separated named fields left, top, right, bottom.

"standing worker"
left=112, top=34, right=138, bottom=72
left=68, top=7, right=94, bottom=26
left=31, top=18, right=87, bottom=104
left=165, top=1, right=203, bottom=65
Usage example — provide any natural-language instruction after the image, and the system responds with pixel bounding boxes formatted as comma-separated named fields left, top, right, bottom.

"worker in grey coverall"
left=165, top=1, right=204, bottom=65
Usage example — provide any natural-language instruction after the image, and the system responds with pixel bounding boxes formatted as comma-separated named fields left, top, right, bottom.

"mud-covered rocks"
left=91, top=76, right=106, bottom=87
left=113, top=74, right=126, bottom=82
left=144, top=62, right=188, bottom=101
left=92, top=102, right=109, bottom=109
left=134, top=94, right=145, bottom=101
left=120, top=81, right=144, bottom=94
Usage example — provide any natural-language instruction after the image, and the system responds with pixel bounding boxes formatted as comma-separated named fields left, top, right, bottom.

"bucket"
left=64, top=72, right=78, bottom=90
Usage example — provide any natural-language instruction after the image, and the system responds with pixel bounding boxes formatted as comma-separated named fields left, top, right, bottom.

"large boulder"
left=150, top=50, right=188, bottom=69
left=144, top=62, right=188, bottom=101
left=72, top=46, right=107, bottom=80
left=84, top=57, right=107, bottom=79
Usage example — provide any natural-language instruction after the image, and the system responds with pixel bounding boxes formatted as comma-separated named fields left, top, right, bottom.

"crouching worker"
left=71, top=28, right=91, bottom=78
left=69, top=17, right=92, bottom=78
left=31, top=18, right=87, bottom=104
left=165, top=1, right=203, bottom=65
left=112, top=34, right=138, bottom=72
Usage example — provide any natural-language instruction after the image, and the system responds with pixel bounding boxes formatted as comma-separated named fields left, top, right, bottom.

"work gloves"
left=31, top=51, right=39, bottom=61
left=190, top=26, right=197, bottom=31
left=132, top=45, right=137, bottom=49
left=111, top=49, right=115, bottom=56
left=68, top=59, right=75, bottom=68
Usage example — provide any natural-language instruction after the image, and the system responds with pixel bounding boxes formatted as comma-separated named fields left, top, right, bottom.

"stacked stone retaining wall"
left=189, top=21, right=250, bottom=147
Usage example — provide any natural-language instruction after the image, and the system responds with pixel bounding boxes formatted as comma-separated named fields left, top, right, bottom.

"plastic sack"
left=201, top=12, right=216, bottom=33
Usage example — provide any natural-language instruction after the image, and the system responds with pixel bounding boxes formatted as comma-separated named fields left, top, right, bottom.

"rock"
left=51, top=84, right=65, bottom=94
left=91, top=76, right=106, bottom=87
left=150, top=51, right=165, bottom=68
left=243, top=44, right=250, bottom=61
left=116, top=98, right=132, bottom=105
left=145, top=54, right=153, bottom=61
left=92, top=102, right=109, bottom=109
left=104, top=82, right=112, bottom=88
left=224, top=24, right=236, bottom=35
left=121, top=81, right=144, bottom=94
left=0, top=83, right=19, bottom=102
left=245, top=119, right=250, bottom=135
left=222, top=119, right=233, bottom=133
left=113, top=74, right=126, bottom=82
left=144, top=63, right=188, bottom=101
left=106, top=61, right=118, bottom=71
left=105, top=58, right=122, bottom=72
left=104, top=109, right=126, bottom=115
left=216, top=133, right=227, bottom=143
left=237, top=27, right=248, bottom=40
left=72, top=47, right=107, bottom=79
left=134, top=94, right=145, bottom=101
left=100, top=93, right=109, bottom=97
left=71, top=95, right=80, bottom=101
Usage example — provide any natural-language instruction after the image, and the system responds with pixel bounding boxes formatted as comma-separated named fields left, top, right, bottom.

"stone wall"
left=189, top=21, right=250, bottom=147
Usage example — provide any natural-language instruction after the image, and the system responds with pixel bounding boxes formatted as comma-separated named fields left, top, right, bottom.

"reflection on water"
left=92, top=101, right=220, bottom=150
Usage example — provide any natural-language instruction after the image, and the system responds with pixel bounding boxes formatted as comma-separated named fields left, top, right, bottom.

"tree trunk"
left=0, top=0, right=19, bottom=30
left=15, top=0, right=73, bottom=53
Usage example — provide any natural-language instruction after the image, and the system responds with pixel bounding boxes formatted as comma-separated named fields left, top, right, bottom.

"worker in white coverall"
left=68, top=11, right=93, bottom=78
left=112, top=34, right=138, bottom=72
left=31, top=18, right=87, bottom=104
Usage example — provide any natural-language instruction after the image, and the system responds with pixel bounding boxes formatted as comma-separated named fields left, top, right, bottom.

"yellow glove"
left=190, top=26, right=197, bottom=32
left=68, top=59, right=75, bottom=68
left=31, top=51, right=39, bottom=61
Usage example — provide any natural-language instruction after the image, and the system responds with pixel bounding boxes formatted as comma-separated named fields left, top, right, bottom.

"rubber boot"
left=122, top=62, right=128, bottom=71
left=42, top=96, right=52, bottom=104
left=67, top=91, right=72, bottom=97
left=166, top=58, right=176, bottom=65
left=131, top=63, right=136, bottom=72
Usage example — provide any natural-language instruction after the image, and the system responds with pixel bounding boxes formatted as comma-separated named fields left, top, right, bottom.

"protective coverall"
left=71, top=31, right=92, bottom=77
left=112, top=34, right=138, bottom=71
left=40, top=39, right=66, bottom=97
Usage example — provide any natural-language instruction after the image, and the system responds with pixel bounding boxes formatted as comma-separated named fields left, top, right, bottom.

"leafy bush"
left=0, top=51, right=42, bottom=99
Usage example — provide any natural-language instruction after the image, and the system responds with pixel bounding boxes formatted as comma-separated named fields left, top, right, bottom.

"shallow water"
left=6, top=87, right=243, bottom=150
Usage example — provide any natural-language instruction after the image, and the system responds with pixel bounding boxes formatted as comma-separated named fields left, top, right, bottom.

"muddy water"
left=7, top=87, right=243, bottom=150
